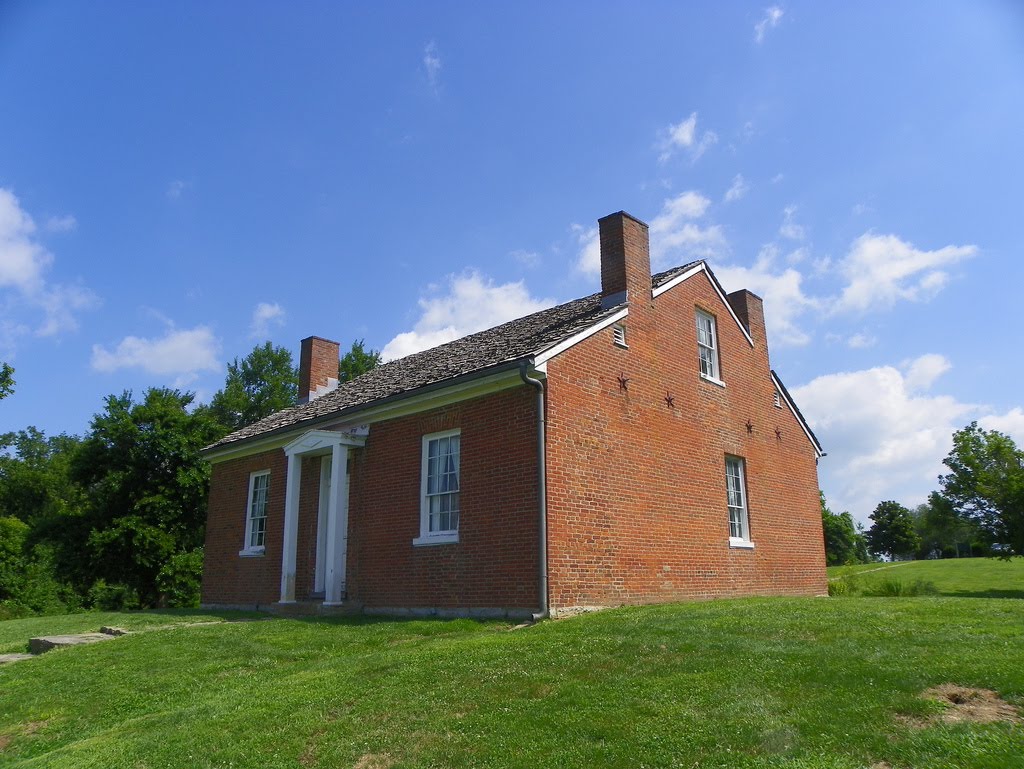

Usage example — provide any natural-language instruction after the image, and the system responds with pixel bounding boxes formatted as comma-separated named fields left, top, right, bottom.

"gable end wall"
left=545, top=270, right=826, bottom=611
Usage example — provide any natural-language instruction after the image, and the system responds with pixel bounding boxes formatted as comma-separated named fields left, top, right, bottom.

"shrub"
left=156, top=548, right=204, bottom=608
left=863, top=577, right=939, bottom=597
left=88, top=579, right=141, bottom=611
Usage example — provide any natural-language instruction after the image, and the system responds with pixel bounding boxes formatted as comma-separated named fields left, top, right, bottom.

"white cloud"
left=424, top=41, right=442, bottom=93
left=249, top=301, right=286, bottom=339
left=45, top=214, right=77, bottom=233
left=573, top=224, right=601, bottom=278
left=510, top=249, right=540, bottom=269
left=166, top=180, right=187, bottom=199
left=381, top=272, right=555, bottom=361
left=834, top=232, right=977, bottom=313
left=0, top=187, right=98, bottom=345
left=649, top=191, right=727, bottom=268
left=658, top=112, right=718, bottom=163
left=847, top=332, right=876, bottom=349
left=792, top=355, right=976, bottom=522
left=778, top=204, right=806, bottom=241
left=978, top=408, right=1024, bottom=445
left=724, top=174, right=750, bottom=203
left=91, top=326, right=221, bottom=381
left=714, top=245, right=818, bottom=347
left=902, top=353, right=951, bottom=392
left=755, top=6, right=785, bottom=43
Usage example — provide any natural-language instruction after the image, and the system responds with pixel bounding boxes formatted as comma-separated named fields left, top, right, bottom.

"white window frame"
left=240, top=470, right=270, bottom=556
left=612, top=322, right=628, bottom=348
left=413, top=429, right=461, bottom=546
left=696, top=309, right=724, bottom=386
left=725, top=456, right=754, bottom=548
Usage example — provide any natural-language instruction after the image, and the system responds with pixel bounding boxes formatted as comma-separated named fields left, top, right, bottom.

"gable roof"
left=203, top=260, right=821, bottom=457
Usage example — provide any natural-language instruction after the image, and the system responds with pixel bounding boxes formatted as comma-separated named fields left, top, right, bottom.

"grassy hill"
left=827, top=556, right=1024, bottom=599
left=1, top=569, right=1022, bottom=767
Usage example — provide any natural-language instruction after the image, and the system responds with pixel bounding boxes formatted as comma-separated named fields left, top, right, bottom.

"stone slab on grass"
left=0, top=653, right=35, bottom=665
left=29, top=633, right=118, bottom=655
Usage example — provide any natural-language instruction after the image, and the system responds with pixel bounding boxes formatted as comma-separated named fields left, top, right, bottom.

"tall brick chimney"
left=727, top=289, right=766, bottom=348
left=598, top=211, right=652, bottom=309
left=298, top=336, right=340, bottom=404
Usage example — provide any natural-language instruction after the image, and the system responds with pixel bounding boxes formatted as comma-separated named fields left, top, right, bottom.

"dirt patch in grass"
left=908, top=684, right=1021, bottom=727
left=353, top=752, right=393, bottom=769
left=0, top=720, right=49, bottom=753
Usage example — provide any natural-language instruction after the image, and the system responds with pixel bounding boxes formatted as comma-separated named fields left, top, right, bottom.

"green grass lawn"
left=1, top=596, right=1022, bottom=768
left=827, top=556, right=1024, bottom=599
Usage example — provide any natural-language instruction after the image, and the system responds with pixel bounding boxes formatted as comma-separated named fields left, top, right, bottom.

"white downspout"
left=519, top=361, right=549, bottom=621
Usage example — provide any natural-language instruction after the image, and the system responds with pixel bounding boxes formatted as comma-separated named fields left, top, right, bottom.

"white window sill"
left=729, top=538, right=755, bottom=550
left=238, top=547, right=266, bottom=558
left=412, top=533, right=459, bottom=547
left=700, top=373, right=726, bottom=388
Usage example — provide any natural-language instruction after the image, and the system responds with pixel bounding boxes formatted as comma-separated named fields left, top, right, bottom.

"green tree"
left=866, top=500, right=920, bottom=560
left=209, top=342, right=297, bottom=431
left=339, top=339, right=381, bottom=383
left=912, top=491, right=975, bottom=558
left=821, top=492, right=867, bottom=566
left=70, top=388, right=223, bottom=606
left=0, top=362, right=13, bottom=399
left=940, top=422, right=1024, bottom=556
left=0, top=428, right=84, bottom=525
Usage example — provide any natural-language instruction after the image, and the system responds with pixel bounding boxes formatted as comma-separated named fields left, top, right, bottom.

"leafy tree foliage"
left=821, top=492, right=869, bottom=565
left=911, top=491, right=977, bottom=558
left=209, top=342, right=297, bottom=431
left=0, top=362, right=13, bottom=399
left=866, top=500, right=921, bottom=560
left=0, top=428, right=84, bottom=526
left=940, top=422, right=1024, bottom=556
left=70, top=388, right=223, bottom=605
left=339, top=339, right=381, bottom=383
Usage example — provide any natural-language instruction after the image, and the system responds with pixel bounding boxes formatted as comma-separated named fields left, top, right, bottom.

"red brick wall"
left=346, top=386, right=540, bottom=610
left=544, top=269, right=827, bottom=611
left=202, top=386, right=541, bottom=611
left=201, top=448, right=287, bottom=607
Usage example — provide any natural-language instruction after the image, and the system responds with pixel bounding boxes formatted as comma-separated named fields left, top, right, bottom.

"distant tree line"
left=823, top=422, right=1024, bottom=564
left=0, top=341, right=379, bottom=618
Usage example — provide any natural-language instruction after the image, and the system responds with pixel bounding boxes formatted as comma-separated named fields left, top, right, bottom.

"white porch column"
left=279, top=452, right=303, bottom=603
left=323, top=444, right=349, bottom=605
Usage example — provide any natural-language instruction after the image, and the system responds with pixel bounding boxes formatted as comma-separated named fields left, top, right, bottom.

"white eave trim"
left=770, top=371, right=824, bottom=458
left=653, top=262, right=754, bottom=348
left=534, top=307, right=629, bottom=368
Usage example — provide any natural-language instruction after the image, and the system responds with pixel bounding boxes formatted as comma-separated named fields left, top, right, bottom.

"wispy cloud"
left=658, top=112, right=718, bottom=163
left=423, top=41, right=442, bottom=94
left=0, top=187, right=98, bottom=351
left=755, top=6, right=785, bottom=43
left=381, top=271, right=555, bottom=361
left=45, top=214, right=77, bottom=233
left=649, top=191, right=727, bottom=267
left=778, top=204, right=806, bottom=241
left=724, top=174, right=750, bottom=203
left=249, top=301, right=286, bottom=339
left=833, top=232, right=977, bottom=313
left=91, top=325, right=221, bottom=384
left=166, top=180, right=188, bottom=199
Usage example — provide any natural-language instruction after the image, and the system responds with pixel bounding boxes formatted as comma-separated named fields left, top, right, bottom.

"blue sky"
left=2, top=1, right=1022, bottom=523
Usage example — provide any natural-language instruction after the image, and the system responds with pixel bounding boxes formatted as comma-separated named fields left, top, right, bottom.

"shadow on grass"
left=944, top=589, right=1024, bottom=599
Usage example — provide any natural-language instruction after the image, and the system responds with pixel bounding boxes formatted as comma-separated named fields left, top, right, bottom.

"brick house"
left=200, top=211, right=827, bottom=618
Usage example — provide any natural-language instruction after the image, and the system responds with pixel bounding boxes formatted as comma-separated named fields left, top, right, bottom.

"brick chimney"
left=598, top=211, right=652, bottom=309
left=727, top=289, right=766, bottom=347
left=298, top=336, right=340, bottom=404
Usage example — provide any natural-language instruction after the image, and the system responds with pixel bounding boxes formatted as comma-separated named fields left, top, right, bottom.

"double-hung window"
left=415, top=429, right=461, bottom=545
left=725, top=456, right=752, bottom=546
left=242, top=470, right=270, bottom=555
left=696, top=309, right=721, bottom=383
